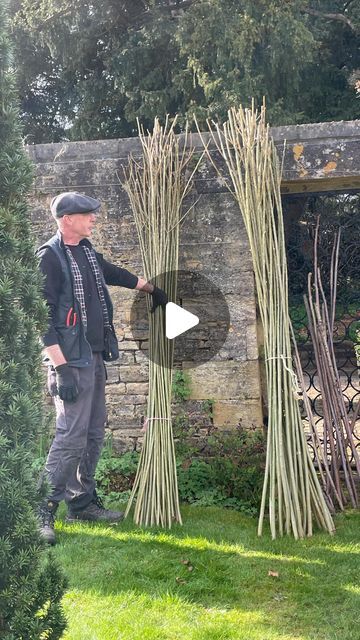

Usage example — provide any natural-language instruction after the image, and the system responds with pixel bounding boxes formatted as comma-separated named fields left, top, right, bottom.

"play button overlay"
left=129, top=270, right=230, bottom=369
left=166, top=302, right=199, bottom=339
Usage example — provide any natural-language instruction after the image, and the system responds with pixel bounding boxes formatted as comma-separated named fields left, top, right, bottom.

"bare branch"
left=302, top=7, right=357, bottom=32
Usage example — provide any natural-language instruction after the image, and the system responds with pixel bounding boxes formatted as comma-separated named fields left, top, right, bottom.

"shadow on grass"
left=54, top=506, right=360, bottom=640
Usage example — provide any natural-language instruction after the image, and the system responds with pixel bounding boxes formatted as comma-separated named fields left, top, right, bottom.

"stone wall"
left=26, top=120, right=360, bottom=452
left=27, top=135, right=263, bottom=452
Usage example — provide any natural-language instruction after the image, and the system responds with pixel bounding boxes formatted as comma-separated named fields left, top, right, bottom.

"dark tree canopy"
left=10, top=0, right=360, bottom=143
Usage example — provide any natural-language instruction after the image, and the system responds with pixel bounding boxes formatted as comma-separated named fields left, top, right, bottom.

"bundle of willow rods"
left=197, top=104, right=335, bottom=538
left=123, top=117, right=199, bottom=527
left=293, top=221, right=360, bottom=510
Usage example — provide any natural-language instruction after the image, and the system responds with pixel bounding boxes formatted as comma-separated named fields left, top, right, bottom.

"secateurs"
left=66, top=307, right=77, bottom=327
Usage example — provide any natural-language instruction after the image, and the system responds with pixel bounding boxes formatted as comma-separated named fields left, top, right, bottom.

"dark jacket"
left=37, top=231, right=115, bottom=367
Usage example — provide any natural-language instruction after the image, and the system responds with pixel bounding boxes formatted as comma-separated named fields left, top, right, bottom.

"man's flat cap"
left=50, top=192, right=101, bottom=218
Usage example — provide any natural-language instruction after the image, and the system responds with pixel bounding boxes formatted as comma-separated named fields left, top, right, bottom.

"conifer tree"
left=10, top=0, right=360, bottom=142
left=0, top=1, right=67, bottom=637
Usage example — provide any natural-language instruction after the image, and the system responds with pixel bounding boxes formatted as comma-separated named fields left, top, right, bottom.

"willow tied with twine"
left=123, top=117, right=200, bottom=528
left=197, top=104, right=335, bottom=538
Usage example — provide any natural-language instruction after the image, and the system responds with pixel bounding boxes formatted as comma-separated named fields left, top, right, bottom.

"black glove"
left=55, top=364, right=79, bottom=403
left=151, top=286, right=168, bottom=313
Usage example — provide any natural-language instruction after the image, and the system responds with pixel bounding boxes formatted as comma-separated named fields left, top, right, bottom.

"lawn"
left=53, top=505, right=360, bottom=640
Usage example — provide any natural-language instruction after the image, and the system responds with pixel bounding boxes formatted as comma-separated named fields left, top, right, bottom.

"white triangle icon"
left=166, top=302, right=199, bottom=340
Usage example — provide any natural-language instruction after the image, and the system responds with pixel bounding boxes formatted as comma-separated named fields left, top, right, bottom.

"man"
left=37, top=191, right=167, bottom=544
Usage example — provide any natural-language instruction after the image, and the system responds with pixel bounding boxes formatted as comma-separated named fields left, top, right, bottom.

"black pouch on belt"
left=103, top=324, right=119, bottom=362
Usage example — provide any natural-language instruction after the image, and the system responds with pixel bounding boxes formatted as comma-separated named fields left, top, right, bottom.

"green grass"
left=53, top=506, right=360, bottom=640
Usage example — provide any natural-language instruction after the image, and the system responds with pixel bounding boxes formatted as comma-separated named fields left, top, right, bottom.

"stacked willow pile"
left=123, top=117, right=198, bottom=527
left=293, top=223, right=360, bottom=511
left=199, top=105, right=335, bottom=538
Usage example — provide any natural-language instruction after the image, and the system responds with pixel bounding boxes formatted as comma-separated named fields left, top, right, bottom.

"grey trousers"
left=45, top=352, right=107, bottom=511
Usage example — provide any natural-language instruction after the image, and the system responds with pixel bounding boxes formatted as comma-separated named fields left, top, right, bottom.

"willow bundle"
left=293, top=222, right=360, bottom=510
left=198, top=104, right=335, bottom=538
left=123, top=117, right=199, bottom=527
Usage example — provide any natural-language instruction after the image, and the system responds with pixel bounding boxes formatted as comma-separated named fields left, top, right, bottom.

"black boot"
left=39, top=500, right=58, bottom=545
left=66, top=493, right=124, bottom=523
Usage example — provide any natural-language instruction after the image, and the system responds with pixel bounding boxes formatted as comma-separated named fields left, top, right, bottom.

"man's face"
left=64, top=212, right=97, bottom=238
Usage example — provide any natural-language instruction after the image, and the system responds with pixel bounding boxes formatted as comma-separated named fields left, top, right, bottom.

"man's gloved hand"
left=151, top=286, right=168, bottom=313
left=55, top=364, right=79, bottom=403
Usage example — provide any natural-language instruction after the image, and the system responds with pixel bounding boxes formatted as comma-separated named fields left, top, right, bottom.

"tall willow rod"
left=122, top=117, right=201, bottom=528
left=197, top=104, right=335, bottom=538
left=293, top=223, right=360, bottom=510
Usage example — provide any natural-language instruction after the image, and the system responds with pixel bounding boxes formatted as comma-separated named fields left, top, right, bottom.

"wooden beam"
left=281, top=175, right=360, bottom=195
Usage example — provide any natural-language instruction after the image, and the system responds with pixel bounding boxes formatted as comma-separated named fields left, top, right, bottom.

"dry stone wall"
left=27, top=120, right=360, bottom=452
left=27, top=135, right=262, bottom=452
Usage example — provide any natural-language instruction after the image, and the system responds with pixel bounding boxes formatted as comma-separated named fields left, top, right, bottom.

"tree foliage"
left=10, top=0, right=360, bottom=142
left=0, top=1, right=67, bottom=637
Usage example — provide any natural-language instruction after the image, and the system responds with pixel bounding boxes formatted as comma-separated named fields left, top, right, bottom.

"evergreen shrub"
left=0, top=2, right=67, bottom=637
